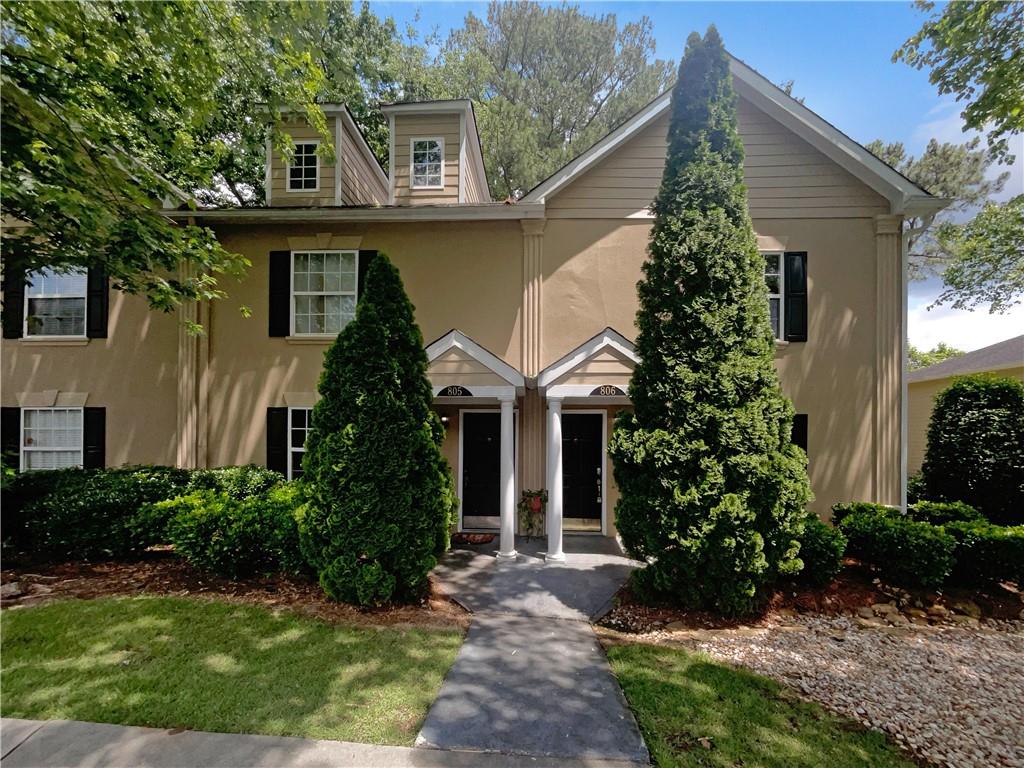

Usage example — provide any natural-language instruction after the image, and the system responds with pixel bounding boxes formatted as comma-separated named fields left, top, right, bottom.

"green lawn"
left=1, top=596, right=462, bottom=745
left=607, top=644, right=914, bottom=768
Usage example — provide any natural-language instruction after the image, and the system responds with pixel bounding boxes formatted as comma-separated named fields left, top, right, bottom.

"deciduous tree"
left=908, top=342, right=965, bottom=370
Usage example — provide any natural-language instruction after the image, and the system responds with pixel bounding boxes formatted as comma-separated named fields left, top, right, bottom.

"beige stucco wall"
left=908, top=366, right=1024, bottom=476
left=200, top=220, right=522, bottom=467
left=542, top=216, right=881, bottom=516
left=1, top=291, right=180, bottom=466
left=391, top=113, right=461, bottom=205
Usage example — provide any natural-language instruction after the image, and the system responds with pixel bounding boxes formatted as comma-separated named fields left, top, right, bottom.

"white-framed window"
left=291, top=250, right=357, bottom=335
left=410, top=138, right=444, bottom=189
left=763, top=252, right=784, bottom=340
left=288, top=407, right=313, bottom=480
left=21, top=407, right=84, bottom=471
left=24, top=268, right=87, bottom=338
left=287, top=140, right=320, bottom=191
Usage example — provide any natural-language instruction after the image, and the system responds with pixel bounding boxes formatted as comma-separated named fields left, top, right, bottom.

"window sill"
left=285, top=335, right=336, bottom=345
left=18, top=337, right=90, bottom=347
left=775, top=340, right=790, bottom=350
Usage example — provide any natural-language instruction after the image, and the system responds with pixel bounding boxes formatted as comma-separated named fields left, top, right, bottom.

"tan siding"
left=392, top=114, right=461, bottom=205
left=547, top=97, right=889, bottom=219
left=908, top=366, right=1024, bottom=475
left=269, top=117, right=337, bottom=207
left=340, top=118, right=387, bottom=205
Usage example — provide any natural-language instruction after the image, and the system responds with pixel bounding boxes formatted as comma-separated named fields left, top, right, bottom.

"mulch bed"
left=599, top=558, right=1023, bottom=633
left=0, top=551, right=469, bottom=630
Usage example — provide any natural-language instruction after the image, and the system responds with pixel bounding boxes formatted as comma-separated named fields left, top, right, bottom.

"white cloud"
left=909, top=300, right=1024, bottom=352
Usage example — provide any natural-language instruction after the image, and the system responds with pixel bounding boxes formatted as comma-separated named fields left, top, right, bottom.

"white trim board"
left=537, top=327, right=638, bottom=389
left=426, top=329, right=525, bottom=389
left=521, top=55, right=946, bottom=218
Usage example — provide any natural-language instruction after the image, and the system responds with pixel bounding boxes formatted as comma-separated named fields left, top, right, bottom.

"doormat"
left=451, top=533, right=495, bottom=546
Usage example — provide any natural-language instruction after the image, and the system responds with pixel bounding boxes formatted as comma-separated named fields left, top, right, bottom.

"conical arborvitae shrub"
left=608, top=27, right=812, bottom=615
left=299, top=255, right=456, bottom=606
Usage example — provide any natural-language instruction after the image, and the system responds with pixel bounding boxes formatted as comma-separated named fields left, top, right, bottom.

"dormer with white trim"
left=381, top=100, right=490, bottom=206
left=264, top=105, right=388, bottom=208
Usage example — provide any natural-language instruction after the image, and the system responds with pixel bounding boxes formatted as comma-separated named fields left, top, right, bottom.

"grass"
left=1, top=596, right=462, bottom=745
left=607, top=643, right=914, bottom=768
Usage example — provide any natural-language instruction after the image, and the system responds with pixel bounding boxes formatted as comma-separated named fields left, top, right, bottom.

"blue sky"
left=371, top=1, right=1024, bottom=351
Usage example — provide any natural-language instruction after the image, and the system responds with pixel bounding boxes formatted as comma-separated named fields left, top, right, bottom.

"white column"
left=546, top=397, right=565, bottom=562
left=497, top=395, right=517, bottom=560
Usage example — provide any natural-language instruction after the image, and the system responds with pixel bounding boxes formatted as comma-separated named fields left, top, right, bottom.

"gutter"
left=164, top=203, right=546, bottom=224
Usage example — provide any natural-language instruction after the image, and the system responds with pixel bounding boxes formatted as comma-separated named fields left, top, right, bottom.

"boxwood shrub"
left=944, top=520, right=1024, bottom=587
left=186, top=465, right=285, bottom=500
left=837, top=508, right=956, bottom=588
left=907, top=500, right=983, bottom=526
left=830, top=501, right=899, bottom=526
left=795, top=516, right=847, bottom=587
left=11, top=466, right=192, bottom=559
left=163, top=483, right=306, bottom=578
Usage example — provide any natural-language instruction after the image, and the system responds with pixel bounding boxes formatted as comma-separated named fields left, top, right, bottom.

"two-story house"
left=1, top=55, right=944, bottom=561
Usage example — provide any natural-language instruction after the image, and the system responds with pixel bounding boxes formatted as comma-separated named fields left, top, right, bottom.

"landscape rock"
left=0, top=582, right=23, bottom=598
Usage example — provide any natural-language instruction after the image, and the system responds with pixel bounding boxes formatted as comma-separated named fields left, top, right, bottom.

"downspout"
left=900, top=223, right=910, bottom=513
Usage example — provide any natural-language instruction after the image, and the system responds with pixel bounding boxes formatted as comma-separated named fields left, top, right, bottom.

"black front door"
left=562, top=413, right=603, bottom=523
left=461, top=412, right=501, bottom=529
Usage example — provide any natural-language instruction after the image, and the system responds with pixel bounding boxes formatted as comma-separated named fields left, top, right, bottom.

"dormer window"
left=411, top=138, right=444, bottom=189
left=288, top=141, right=319, bottom=191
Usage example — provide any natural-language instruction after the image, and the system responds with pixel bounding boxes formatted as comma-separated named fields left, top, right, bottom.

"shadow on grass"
left=1, top=596, right=462, bottom=746
left=606, top=644, right=914, bottom=768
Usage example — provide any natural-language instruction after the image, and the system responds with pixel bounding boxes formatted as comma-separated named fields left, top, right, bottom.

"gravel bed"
left=674, top=617, right=1023, bottom=768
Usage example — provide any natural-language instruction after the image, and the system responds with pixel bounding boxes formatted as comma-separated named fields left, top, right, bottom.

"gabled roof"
left=538, top=327, right=638, bottom=388
left=381, top=99, right=489, bottom=202
left=522, top=55, right=946, bottom=218
left=425, top=329, right=524, bottom=388
left=908, top=335, right=1024, bottom=384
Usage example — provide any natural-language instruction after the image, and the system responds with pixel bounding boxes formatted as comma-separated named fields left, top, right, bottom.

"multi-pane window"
left=411, top=138, right=443, bottom=188
left=25, top=268, right=87, bottom=337
left=763, top=253, right=784, bottom=340
left=289, top=408, right=313, bottom=480
left=288, top=141, right=319, bottom=191
left=291, top=251, right=357, bottom=335
left=21, top=407, right=83, bottom=470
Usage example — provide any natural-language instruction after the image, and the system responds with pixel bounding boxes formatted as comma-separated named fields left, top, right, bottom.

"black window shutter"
left=268, top=251, right=291, bottom=337
left=2, top=265, right=26, bottom=339
left=1, top=407, right=20, bottom=462
left=86, top=267, right=109, bottom=339
left=267, top=407, right=288, bottom=475
left=784, top=252, right=808, bottom=342
left=357, top=250, right=377, bottom=302
left=791, top=413, right=808, bottom=454
left=83, top=407, right=106, bottom=469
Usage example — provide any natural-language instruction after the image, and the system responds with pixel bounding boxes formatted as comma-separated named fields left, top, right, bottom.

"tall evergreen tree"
left=300, top=255, right=456, bottom=606
left=608, top=28, right=812, bottom=615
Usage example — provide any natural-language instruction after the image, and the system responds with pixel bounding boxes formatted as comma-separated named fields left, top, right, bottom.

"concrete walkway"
left=419, top=535, right=648, bottom=764
left=0, top=718, right=642, bottom=768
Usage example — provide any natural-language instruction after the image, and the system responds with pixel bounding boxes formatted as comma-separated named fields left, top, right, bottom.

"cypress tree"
left=608, top=27, right=812, bottom=615
left=300, top=255, right=456, bottom=606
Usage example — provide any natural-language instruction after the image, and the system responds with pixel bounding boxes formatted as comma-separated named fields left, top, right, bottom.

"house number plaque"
left=590, top=385, right=626, bottom=397
left=439, top=385, right=473, bottom=397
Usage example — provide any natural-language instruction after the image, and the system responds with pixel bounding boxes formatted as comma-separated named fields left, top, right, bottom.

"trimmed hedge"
left=920, top=374, right=1024, bottom=524
left=837, top=508, right=956, bottom=588
left=830, top=502, right=899, bottom=526
left=187, top=465, right=285, bottom=500
left=162, top=483, right=306, bottom=578
left=9, top=466, right=192, bottom=559
left=795, top=516, right=846, bottom=587
left=944, top=520, right=1024, bottom=587
left=907, top=500, right=983, bottom=526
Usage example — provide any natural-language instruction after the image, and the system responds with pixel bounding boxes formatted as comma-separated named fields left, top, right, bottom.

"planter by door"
left=562, top=412, right=604, bottom=532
